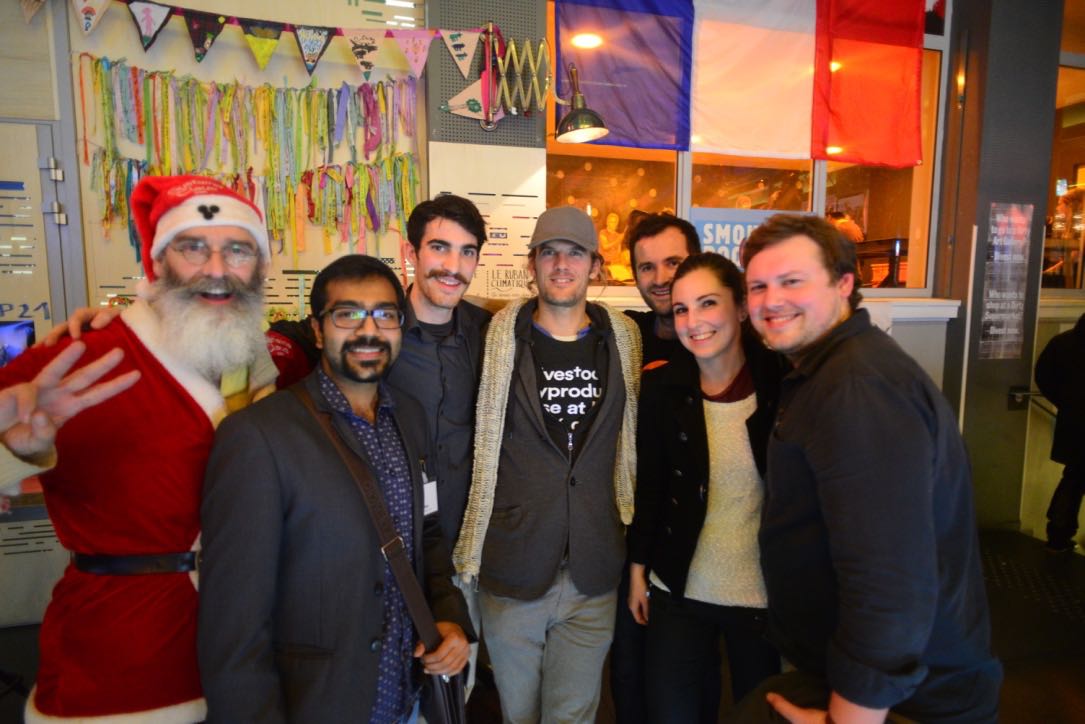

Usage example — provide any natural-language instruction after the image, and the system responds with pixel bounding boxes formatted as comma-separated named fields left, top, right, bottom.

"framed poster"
left=978, top=202, right=1033, bottom=360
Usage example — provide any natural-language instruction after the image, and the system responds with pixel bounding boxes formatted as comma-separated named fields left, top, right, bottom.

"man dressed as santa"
left=0, top=175, right=277, bottom=722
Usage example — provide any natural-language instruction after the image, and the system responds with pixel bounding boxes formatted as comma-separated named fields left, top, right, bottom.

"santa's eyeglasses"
left=168, top=238, right=259, bottom=268
left=320, top=306, right=403, bottom=330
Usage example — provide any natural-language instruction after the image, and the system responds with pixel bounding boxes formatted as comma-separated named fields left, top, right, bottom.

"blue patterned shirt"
left=317, top=371, right=417, bottom=723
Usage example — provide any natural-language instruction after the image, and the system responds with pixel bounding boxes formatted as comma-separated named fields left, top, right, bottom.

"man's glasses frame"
left=320, top=306, right=403, bottom=330
left=168, top=238, right=259, bottom=269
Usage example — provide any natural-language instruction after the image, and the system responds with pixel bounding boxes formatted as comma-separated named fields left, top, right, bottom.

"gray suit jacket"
left=198, top=372, right=471, bottom=723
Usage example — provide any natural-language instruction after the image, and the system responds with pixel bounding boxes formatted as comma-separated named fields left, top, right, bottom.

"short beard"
left=148, top=266, right=267, bottom=382
left=335, top=336, right=392, bottom=383
left=643, top=288, right=672, bottom=318
left=538, top=280, right=589, bottom=309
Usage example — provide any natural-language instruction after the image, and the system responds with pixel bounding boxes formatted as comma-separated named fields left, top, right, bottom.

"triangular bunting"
left=440, top=29, right=480, bottom=80
left=445, top=69, right=505, bottom=122
left=344, top=29, right=382, bottom=81
left=71, top=0, right=111, bottom=35
left=127, top=1, right=172, bottom=51
left=240, top=19, right=285, bottom=70
left=387, top=28, right=436, bottom=78
left=184, top=10, right=227, bottom=63
left=294, top=25, right=335, bottom=76
left=22, top=0, right=46, bottom=23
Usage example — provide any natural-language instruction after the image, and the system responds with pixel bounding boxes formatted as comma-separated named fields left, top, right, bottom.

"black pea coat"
left=627, top=333, right=786, bottom=601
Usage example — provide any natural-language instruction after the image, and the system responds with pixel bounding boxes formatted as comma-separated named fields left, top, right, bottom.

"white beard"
left=147, top=272, right=267, bottom=382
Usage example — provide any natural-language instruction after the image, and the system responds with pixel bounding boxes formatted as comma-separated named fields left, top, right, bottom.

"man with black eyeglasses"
left=0, top=175, right=278, bottom=722
left=261, top=195, right=493, bottom=695
left=199, top=254, right=472, bottom=723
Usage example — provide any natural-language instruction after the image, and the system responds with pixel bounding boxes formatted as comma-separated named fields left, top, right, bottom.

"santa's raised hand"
left=1, top=342, right=140, bottom=458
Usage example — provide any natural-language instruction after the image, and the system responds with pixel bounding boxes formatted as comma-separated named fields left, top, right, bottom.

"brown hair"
left=625, top=213, right=701, bottom=267
left=741, top=213, right=862, bottom=310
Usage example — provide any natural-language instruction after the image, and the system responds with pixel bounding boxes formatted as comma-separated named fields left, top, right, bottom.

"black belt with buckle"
left=72, top=551, right=197, bottom=575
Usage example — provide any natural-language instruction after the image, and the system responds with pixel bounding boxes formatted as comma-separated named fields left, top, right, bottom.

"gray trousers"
left=478, top=568, right=617, bottom=724
left=452, top=575, right=482, bottom=698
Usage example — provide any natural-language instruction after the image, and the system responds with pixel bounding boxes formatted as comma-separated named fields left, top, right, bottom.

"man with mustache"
left=198, top=255, right=471, bottom=722
left=0, top=175, right=277, bottom=722
left=391, top=195, right=491, bottom=691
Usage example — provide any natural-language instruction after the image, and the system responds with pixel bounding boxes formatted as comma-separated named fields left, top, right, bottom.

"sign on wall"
left=978, top=202, right=1033, bottom=360
left=687, top=207, right=775, bottom=266
left=428, top=141, right=547, bottom=300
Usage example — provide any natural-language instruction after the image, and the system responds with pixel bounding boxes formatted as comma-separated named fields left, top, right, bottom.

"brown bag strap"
left=289, top=384, right=442, bottom=652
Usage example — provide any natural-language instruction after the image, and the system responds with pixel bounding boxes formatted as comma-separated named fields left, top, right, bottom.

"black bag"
left=291, top=385, right=467, bottom=724
left=421, top=671, right=467, bottom=724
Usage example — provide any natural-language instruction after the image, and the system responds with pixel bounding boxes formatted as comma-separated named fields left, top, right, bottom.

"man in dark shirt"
left=611, top=212, right=702, bottom=724
left=393, top=195, right=491, bottom=550
left=624, top=213, right=702, bottom=368
left=1035, top=312, right=1085, bottom=553
left=392, top=194, right=491, bottom=693
left=730, top=214, right=1001, bottom=723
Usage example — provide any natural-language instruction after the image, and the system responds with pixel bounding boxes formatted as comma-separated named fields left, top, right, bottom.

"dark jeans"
left=645, top=585, right=780, bottom=724
left=1046, top=463, right=1085, bottom=546
left=610, top=568, right=723, bottom=724
left=610, top=564, right=647, bottom=724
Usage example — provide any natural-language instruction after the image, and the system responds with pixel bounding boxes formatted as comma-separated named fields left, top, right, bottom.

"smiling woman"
left=628, top=251, right=786, bottom=722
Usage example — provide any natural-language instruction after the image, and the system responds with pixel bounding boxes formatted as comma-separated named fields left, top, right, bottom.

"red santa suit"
left=0, top=300, right=276, bottom=722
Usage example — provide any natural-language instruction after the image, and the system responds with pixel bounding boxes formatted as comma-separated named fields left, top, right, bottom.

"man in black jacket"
left=612, top=212, right=702, bottom=724
left=199, top=256, right=471, bottom=723
left=624, top=213, right=702, bottom=367
left=731, top=214, right=1001, bottom=724
left=1036, top=312, right=1085, bottom=553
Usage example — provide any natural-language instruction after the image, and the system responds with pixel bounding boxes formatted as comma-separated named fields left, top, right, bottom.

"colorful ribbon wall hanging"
left=78, top=53, right=420, bottom=265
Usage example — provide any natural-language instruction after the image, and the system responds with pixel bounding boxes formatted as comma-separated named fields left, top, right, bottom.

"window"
left=1062, top=0, right=1085, bottom=55
left=1045, top=66, right=1085, bottom=291
left=824, top=49, right=941, bottom=289
left=545, top=5, right=945, bottom=292
left=546, top=147, right=677, bottom=285
left=691, top=155, right=811, bottom=212
left=1045, top=0, right=1085, bottom=292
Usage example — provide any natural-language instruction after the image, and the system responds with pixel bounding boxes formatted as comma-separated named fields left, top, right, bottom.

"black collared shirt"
left=386, top=293, right=491, bottom=548
left=760, top=309, right=1002, bottom=720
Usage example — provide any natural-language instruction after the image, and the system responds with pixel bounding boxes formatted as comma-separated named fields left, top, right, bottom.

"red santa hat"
left=130, top=175, right=270, bottom=281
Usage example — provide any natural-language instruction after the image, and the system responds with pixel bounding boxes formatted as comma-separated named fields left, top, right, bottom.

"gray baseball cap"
left=528, top=206, right=599, bottom=253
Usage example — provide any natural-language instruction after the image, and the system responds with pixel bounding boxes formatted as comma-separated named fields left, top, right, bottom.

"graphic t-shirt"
left=531, top=324, right=606, bottom=460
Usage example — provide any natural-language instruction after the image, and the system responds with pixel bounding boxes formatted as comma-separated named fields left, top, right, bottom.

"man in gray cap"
left=454, top=206, right=642, bottom=723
